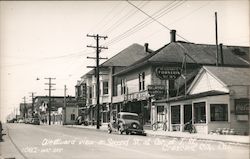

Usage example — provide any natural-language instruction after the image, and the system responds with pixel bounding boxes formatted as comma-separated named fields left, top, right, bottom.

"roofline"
left=113, top=43, right=172, bottom=77
left=34, top=96, right=75, bottom=99
left=154, top=91, right=229, bottom=103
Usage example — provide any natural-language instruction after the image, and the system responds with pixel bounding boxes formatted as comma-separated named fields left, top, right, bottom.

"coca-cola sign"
left=155, top=67, right=181, bottom=80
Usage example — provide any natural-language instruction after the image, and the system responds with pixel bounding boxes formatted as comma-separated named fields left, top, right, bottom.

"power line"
left=103, top=1, right=148, bottom=35
left=1, top=50, right=94, bottom=68
left=89, top=2, right=122, bottom=34
left=126, top=0, right=189, bottom=42
left=104, top=1, right=186, bottom=46
left=104, top=1, right=178, bottom=45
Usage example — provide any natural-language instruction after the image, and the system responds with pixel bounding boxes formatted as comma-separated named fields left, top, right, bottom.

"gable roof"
left=149, top=42, right=249, bottom=66
left=114, top=41, right=249, bottom=76
left=204, top=66, right=250, bottom=86
left=101, top=43, right=152, bottom=67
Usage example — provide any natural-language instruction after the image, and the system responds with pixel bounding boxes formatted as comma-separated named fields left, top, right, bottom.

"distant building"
left=33, top=96, right=75, bottom=125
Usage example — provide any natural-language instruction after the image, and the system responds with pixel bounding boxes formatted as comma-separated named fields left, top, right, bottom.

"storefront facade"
left=154, top=66, right=250, bottom=135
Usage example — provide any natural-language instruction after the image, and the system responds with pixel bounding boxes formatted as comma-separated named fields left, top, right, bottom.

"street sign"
left=155, top=67, right=181, bottom=80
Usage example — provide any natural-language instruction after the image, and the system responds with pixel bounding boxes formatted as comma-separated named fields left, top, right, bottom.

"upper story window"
left=121, top=79, right=126, bottom=95
left=103, top=81, right=109, bottom=95
left=92, top=84, right=95, bottom=98
left=139, top=72, right=145, bottom=91
left=88, top=86, right=92, bottom=99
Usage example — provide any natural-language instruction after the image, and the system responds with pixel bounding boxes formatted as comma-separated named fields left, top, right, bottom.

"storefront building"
left=154, top=66, right=250, bottom=135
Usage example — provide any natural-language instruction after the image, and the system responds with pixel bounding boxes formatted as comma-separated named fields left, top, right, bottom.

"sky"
left=0, top=0, right=249, bottom=121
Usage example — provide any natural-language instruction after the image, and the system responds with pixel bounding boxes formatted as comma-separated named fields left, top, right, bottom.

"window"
left=89, top=86, right=92, bottom=99
left=92, top=84, right=95, bottom=98
left=171, top=105, right=180, bottom=124
left=210, top=104, right=228, bottom=121
left=139, top=72, right=145, bottom=91
left=157, top=106, right=165, bottom=122
left=121, top=79, right=126, bottom=95
left=194, top=102, right=206, bottom=124
left=103, top=81, right=109, bottom=95
left=71, top=114, right=75, bottom=120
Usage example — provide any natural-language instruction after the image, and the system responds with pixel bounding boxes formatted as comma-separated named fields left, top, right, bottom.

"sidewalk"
left=66, top=124, right=250, bottom=145
left=0, top=124, right=25, bottom=159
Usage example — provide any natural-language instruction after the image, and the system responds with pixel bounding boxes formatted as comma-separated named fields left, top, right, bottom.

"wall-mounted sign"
left=235, top=98, right=249, bottom=115
left=147, top=85, right=165, bottom=96
left=155, top=67, right=181, bottom=80
left=125, top=91, right=149, bottom=101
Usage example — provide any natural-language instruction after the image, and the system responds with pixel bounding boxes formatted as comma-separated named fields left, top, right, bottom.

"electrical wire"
left=126, top=0, right=189, bottom=42
left=104, top=1, right=186, bottom=46
left=103, top=1, right=148, bottom=35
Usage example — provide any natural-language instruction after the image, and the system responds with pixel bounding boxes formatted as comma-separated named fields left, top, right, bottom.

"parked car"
left=30, top=118, right=40, bottom=125
left=108, top=112, right=146, bottom=135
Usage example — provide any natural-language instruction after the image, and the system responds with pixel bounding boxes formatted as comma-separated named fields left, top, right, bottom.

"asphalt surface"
left=1, top=123, right=249, bottom=159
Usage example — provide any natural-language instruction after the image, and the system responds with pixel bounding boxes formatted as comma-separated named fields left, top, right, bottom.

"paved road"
left=1, top=123, right=249, bottom=159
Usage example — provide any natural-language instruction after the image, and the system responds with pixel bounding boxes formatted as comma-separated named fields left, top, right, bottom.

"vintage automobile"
left=108, top=112, right=145, bottom=135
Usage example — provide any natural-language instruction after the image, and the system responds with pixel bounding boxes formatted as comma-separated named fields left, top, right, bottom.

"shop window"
left=157, top=106, right=165, bottom=122
left=121, top=79, right=126, bottom=95
left=139, top=72, right=145, bottom=91
left=103, top=81, right=109, bottom=95
left=194, top=102, right=206, bottom=124
left=210, top=104, right=228, bottom=121
left=71, top=114, right=75, bottom=121
left=171, top=105, right=180, bottom=124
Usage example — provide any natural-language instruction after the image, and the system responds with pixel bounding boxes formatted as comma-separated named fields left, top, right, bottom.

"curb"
left=65, top=125, right=249, bottom=146
left=146, top=133, right=250, bottom=146
left=64, top=125, right=108, bottom=132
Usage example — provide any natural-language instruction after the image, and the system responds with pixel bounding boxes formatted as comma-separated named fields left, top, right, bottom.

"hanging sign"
left=155, top=67, right=181, bottom=80
left=147, top=85, right=165, bottom=96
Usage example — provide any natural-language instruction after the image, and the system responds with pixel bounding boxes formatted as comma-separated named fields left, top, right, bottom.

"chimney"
left=144, top=43, right=149, bottom=53
left=219, top=43, right=224, bottom=66
left=170, top=30, right=176, bottom=42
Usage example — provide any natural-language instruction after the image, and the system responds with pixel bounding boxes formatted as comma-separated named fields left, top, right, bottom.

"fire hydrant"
left=0, top=121, right=3, bottom=142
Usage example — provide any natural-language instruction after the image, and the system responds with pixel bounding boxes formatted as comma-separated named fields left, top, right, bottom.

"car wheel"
left=126, top=131, right=130, bottom=135
left=118, top=127, right=123, bottom=135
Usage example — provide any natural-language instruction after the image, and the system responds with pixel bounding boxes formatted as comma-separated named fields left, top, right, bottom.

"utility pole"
left=23, top=96, right=27, bottom=119
left=29, top=92, right=36, bottom=117
left=86, top=34, right=108, bottom=129
left=63, top=85, right=67, bottom=125
left=45, top=77, right=56, bottom=125
left=215, top=12, right=219, bottom=66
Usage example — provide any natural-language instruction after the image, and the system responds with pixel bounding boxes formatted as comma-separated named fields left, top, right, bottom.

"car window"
left=122, top=115, right=138, bottom=120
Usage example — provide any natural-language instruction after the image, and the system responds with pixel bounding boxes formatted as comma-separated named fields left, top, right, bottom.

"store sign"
left=125, top=91, right=149, bottom=101
left=155, top=67, right=181, bottom=80
left=235, top=99, right=249, bottom=115
left=147, top=85, right=165, bottom=96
